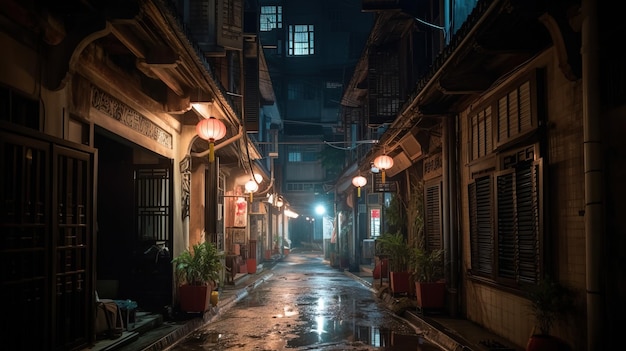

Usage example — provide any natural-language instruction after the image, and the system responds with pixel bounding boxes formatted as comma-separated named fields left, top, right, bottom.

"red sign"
left=371, top=209, right=380, bottom=218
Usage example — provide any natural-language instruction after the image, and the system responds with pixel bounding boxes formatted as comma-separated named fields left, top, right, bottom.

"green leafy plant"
left=376, top=232, right=411, bottom=272
left=527, top=276, right=574, bottom=335
left=410, top=247, right=444, bottom=282
left=172, top=240, right=224, bottom=286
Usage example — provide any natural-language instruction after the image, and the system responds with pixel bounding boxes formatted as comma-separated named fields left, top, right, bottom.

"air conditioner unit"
left=399, top=133, right=423, bottom=160
left=387, top=151, right=411, bottom=177
left=362, top=239, right=376, bottom=259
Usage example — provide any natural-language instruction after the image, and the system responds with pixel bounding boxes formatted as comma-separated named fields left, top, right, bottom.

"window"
left=368, top=52, right=401, bottom=122
left=469, top=154, right=542, bottom=286
left=497, top=81, right=534, bottom=145
left=288, top=25, right=314, bottom=56
left=467, top=72, right=544, bottom=288
left=424, top=181, right=443, bottom=251
left=135, top=167, right=171, bottom=242
left=370, top=208, right=381, bottom=237
left=260, top=6, right=282, bottom=31
left=470, top=107, right=493, bottom=161
left=287, top=145, right=319, bottom=162
left=288, top=152, right=302, bottom=162
left=286, top=182, right=323, bottom=192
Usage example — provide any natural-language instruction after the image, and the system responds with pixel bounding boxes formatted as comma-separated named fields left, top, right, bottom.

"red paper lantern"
left=196, top=117, right=226, bottom=162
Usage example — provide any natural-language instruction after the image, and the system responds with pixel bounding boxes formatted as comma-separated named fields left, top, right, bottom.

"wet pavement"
left=168, top=251, right=442, bottom=350
left=85, top=248, right=523, bottom=351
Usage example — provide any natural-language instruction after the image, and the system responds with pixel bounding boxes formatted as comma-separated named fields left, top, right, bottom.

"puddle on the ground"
left=286, top=317, right=431, bottom=349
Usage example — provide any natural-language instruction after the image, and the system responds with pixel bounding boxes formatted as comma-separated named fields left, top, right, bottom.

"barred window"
left=260, top=6, right=282, bottom=31
left=288, top=25, right=314, bottom=56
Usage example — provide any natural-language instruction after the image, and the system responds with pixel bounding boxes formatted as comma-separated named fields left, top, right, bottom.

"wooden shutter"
left=496, top=169, right=516, bottom=280
left=218, top=0, right=243, bottom=50
left=495, top=158, right=542, bottom=284
left=469, top=175, right=494, bottom=276
left=425, top=181, right=442, bottom=251
left=244, top=40, right=259, bottom=132
left=516, top=159, right=541, bottom=284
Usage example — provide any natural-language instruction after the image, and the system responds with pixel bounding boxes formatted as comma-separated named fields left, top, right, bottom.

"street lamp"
left=245, top=178, right=259, bottom=202
left=315, top=204, right=325, bottom=216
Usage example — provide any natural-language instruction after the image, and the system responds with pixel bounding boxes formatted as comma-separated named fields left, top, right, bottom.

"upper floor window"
left=287, top=145, right=319, bottom=162
left=260, top=6, right=282, bottom=31
left=288, top=25, right=314, bottom=56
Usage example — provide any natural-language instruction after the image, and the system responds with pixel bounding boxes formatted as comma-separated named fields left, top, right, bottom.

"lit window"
left=288, top=152, right=302, bottom=162
left=289, top=25, right=314, bottom=56
left=260, top=6, right=282, bottom=31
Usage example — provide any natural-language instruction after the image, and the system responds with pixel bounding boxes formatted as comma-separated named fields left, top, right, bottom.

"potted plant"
left=376, top=232, right=412, bottom=294
left=172, top=239, right=224, bottom=313
left=526, top=276, right=573, bottom=351
left=411, top=247, right=445, bottom=310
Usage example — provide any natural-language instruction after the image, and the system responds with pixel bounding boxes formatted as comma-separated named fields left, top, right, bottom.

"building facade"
left=339, top=0, right=623, bottom=349
left=0, top=1, right=281, bottom=349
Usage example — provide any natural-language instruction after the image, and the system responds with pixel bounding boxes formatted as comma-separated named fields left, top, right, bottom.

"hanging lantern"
left=245, top=178, right=259, bottom=202
left=196, top=117, right=226, bottom=162
left=373, top=154, right=393, bottom=183
left=352, top=175, right=367, bottom=197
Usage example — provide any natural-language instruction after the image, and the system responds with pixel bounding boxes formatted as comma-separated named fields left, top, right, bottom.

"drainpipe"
left=191, top=125, right=244, bottom=158
left=581, top=0, right=604, bottom=348
left=442, top=116, right=459, bottom=317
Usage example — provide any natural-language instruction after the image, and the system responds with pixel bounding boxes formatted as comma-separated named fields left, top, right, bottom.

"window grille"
left=288, top=25, right=314, bottom=56
left=260, top=6, right=282, bottom=31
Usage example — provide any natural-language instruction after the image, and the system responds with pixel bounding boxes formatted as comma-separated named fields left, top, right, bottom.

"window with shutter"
left=425, top=181, right=442, bottom=251
left=495, top=158, right=542, bottom=285
left=497, top=80, right=535, bottom=146
left=470, top=106, right=492, bottom=161
left=469, top=175, right=493, bottom=277
left=466, top=70, right=544, bottom=289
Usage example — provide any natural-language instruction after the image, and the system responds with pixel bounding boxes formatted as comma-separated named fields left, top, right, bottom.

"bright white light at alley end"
left=315, top=205, right=325, bottom=215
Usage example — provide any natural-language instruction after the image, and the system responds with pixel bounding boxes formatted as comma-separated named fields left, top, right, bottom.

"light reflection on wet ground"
left=171, top=252, right=442, bottom=350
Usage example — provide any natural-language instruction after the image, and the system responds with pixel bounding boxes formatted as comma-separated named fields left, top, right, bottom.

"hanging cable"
left=414, top=17, right=448, bottom=42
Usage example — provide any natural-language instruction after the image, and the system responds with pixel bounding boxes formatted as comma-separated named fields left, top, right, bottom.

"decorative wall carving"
left=91, top=86, right=173, bottom=149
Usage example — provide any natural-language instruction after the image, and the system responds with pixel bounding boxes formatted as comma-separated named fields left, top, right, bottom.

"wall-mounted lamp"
left=275, top=196, right=284, bottom=209
left=245, top=178, right=259, bottom=202
left=352, top=175, right=367, bottom=197
left=373, top=153, right=393, bottom=183
left=196, top=117, right=226, bottom=162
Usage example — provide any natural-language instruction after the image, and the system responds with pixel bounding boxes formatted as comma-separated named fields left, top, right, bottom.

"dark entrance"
left=94, top=127, right=173, bottom=313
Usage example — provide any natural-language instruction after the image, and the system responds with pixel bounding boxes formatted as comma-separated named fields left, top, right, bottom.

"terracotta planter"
left=179, top=283, right=213, bottom=313
left=247, top=258, right=257, bottom=274
left=526, top=334, right=570, bottom=351
left=373, top=258, right=388, bottom=279
left=390, top=271, right=411, bottom=294
left=415, top=281, right=446, bottom=309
